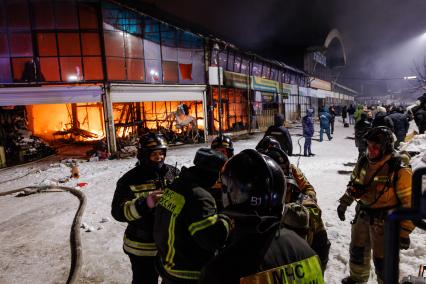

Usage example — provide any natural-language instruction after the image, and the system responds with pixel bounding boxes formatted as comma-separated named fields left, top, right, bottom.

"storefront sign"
left=251, top=76, right=279, bottom=93
left=282, top=83, right=298, bottom=95
left=309, top=77, right=331, bottom=91
left=261, top=92, right=275, bottom=103
left=223, top=71, right=249, bottom=89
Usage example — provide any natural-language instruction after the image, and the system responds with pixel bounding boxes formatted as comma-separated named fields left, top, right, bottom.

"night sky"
left=124, top=0, right=426, bottom=94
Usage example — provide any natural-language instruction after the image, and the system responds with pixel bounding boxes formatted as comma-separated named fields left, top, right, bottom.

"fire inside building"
left=0, top=0, right=355, bottom=167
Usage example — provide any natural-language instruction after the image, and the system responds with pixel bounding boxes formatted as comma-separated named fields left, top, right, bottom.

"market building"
left=0, top=0, right=355, bottom=167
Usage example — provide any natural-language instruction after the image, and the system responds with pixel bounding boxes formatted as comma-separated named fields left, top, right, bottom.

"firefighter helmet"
left=137, top=133, right=168, bottom=162
left=221, top=149, right=286, bottom=216
left=255, top=136, right=281, bottom=154
left=211, top=135, right=234, bottom=158
left=364, top=126, right=395, bottom=159
left=264, top=147, right=290, bottom=175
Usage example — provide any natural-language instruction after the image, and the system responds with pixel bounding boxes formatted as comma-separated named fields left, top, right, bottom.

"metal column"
left=102, top=84, right=117, bottom=154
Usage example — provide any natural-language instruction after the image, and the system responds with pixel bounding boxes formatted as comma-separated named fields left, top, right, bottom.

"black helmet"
left=137, top=133, right=168, bottom=162
left=255, top=136, right=281, bottom=154
left=211, top=135, right=234, bottom=157
left=264, top=147, right=290, bottom=175
left=221, top=149, right=286, bottom=216
left=364, top=126, right=394, bottom=159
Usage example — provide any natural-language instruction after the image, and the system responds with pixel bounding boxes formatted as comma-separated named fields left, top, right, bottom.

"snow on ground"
left=0, top=121, right=426, bottom=284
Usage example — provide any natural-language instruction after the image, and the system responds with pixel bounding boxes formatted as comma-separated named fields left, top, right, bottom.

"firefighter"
left=258, top=139, right=317, bottom=202
left=211, top=134, right=234, bottom=159
left=111, top=133, right=180, bottom=284
left=265, top=147, right=330, bottom=272
left=255, top=135, right=281, bottom=154
left=210, top=134, right=234, bottom=210
left=200, top=149, right=324, bottom=284
left=154, top=148, right=231, bottom=284
left=263, top=113, right=293, bottom=155
left=337, top=126, right=415, bottom=284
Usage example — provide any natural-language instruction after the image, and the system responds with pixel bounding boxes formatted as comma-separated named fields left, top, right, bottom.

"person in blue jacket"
left=302, top=108, right=315, bottom=156
left=319, top=107, right=332, bottom=142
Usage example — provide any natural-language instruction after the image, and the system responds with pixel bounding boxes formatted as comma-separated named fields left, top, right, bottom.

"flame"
left=113, top=101, right=205, bottom=136
left=212, top=87, right=248, bottom=132
left=26, top=100, right=206, bottom=142
left=27, top=103, right=105, bottom=141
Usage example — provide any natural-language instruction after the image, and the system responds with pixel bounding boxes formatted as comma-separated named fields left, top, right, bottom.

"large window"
left=0, top=0, right=103, bottom=83
left=103, top=2, right=145, bottom=82
left=252, top=60, right=262, bottom=77
left=102, top=2, right=204, bottom=84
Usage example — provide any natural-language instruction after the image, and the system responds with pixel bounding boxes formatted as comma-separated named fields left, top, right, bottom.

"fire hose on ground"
left=0, top=185, right=86, bottom=284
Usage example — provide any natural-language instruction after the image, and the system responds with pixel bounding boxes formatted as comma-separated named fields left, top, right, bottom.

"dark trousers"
left=128, top=254, right=159, bottom=284
left=319, top=127, right=332, bottom=141
left=304, top=137, right=312, bottom=155
left=330, top=120, right=335, bottom=134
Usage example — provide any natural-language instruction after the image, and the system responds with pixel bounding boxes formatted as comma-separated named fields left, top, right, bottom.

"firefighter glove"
left=400, top=237, right=410, bottom=250
left=337, top=204, right=347, bottom=221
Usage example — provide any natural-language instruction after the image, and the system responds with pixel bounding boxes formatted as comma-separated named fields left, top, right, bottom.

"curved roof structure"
left=324, top=29, right=347, bottom=68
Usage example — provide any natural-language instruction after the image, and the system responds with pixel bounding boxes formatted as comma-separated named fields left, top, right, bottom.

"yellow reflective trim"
left=123, top=243, right=157, bottom=256
left=240, top=255, right=325, bottom=284
left=158, top=188, right=185, bottom=215
left=124, top=237, right=156, bottom=249
left=157, top=189, right=185, bottom=269
left=130, top=183, right=157, bottom=192
left=164, top=266, right=201, bottom=280
left=123, top=199, right=141, bottom=221
left=219, top=217, right=230, bottom=236
left=397, top=190, right=411, bottom=199
left=374, top=176, right=390, bottom=183
left=188, top=215, right=218, bottom=236
left=308, top=207, right=320, bottom=216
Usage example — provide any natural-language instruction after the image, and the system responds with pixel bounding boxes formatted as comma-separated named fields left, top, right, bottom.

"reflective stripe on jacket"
left=240, top=255, right=324, bottom=284
left=154, top=168, right=230, bottom=282
left=111, top=163, right=180, bottom=257
left=340, top=154, right=415, bottom=237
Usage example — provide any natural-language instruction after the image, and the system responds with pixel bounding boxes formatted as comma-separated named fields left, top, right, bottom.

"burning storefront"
left=107, top=84, right=207, bottom=147
left=0, top=86, right=104, bottom=166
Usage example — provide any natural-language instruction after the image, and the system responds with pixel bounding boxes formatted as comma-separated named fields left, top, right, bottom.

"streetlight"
left=213, top=42, right=223, bottom=134
left=403, top=76, right=417, bottom=80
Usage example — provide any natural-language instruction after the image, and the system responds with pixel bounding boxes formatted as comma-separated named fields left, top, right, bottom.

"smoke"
left=333, top=0, right=426, bottom=88
left=136, top=0, right=426, bottom=93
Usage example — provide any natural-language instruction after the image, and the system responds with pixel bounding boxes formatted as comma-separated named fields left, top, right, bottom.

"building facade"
left=0, top=0, right=354, bottom=166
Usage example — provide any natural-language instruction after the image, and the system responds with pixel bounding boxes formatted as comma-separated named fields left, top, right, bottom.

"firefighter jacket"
left=301, top=197, right=331, bottom=272
left=154, top=166, right=231, bottom=282
left=338, top=153, right=415, bottom=238
left=200, top=217, right=324, bottom=284
left=111, top=163, right=179, bottom=257
left=284, top=164, right=317, bottom=203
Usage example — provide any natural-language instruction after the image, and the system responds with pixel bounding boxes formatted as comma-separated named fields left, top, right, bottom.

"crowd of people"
left=110, top=96, right=420, bottom=283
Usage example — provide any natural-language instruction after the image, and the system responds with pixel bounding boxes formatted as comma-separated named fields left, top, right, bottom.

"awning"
left=110, top=84, right=206, bottom=102
left=0, top=85, right=103, bottom=106
left=251, top=76, right=280, bottom=93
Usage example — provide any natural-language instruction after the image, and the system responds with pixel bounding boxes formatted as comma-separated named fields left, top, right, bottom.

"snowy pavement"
left=1, top=121, right=426, bottom=284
